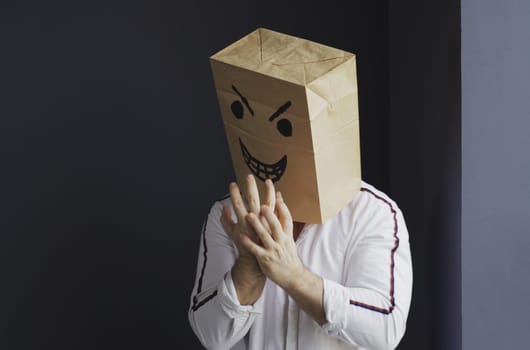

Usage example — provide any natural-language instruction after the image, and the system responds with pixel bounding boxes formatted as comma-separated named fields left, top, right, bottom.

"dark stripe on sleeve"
left=191, top=194, right=230, bottom=312
left=349, top=187, right=400, bottom=315
left=191, top=291, right=218, bottom=312
left=196, top=220, right=208, bottom=295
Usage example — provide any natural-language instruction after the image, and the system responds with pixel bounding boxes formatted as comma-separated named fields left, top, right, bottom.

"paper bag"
left=210, top=28, right=361, bottom=224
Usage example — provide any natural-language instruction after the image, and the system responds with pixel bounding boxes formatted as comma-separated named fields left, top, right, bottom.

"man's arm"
left=220, top=176, right=274, bottom=306
left=189, top=175, right=275, bottom=348
left=243, top=196, right=327, bottom=324
left=317, top=191, right=413, bottom=350
left=243, top=190, right=413, bottom=350
left=188, top=200, right=261, bottom=350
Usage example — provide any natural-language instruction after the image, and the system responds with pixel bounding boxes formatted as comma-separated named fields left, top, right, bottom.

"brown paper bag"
left=210, top=28, right=361, bottom=224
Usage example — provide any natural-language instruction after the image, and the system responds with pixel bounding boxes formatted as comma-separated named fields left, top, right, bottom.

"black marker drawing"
left=268, top=101, right=292, bottom=122
left=231, top=100, right=244, bottom=119
left=277, top=118, right=292, bottom=137
left=269, top=101, right=293, bottom=137
left=231, top=85, right=254, bottom=116
left=239, top=138, right=287, bottom=183
left=231, top=86, right=292, bottom=182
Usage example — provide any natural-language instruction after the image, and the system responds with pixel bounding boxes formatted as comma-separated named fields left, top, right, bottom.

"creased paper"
left=210, top=28, right=361, bottom=224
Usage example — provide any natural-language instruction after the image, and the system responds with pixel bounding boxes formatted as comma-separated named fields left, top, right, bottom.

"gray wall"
left=462, top=0, right=530, bottom=348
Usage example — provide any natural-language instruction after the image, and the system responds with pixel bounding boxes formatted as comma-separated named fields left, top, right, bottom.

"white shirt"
left=188, top=181, right=413, bottom=350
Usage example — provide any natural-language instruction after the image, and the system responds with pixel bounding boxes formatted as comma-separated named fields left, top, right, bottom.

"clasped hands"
left=221, top=174, right=305, bottom=292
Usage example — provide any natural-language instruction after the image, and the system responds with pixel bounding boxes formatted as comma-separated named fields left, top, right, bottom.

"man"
left=188, top=175, right=412, bottom=349
left=189, top=28, right=412, bottom=349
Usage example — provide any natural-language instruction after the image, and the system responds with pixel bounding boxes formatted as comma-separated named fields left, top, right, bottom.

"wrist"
left=282, top=267, right=326, bottom=325
left=284, top=265, right=320, bottom=296
left=232, top=256, right=266, bottom=305
left=234, top=255, right=263, bottom=276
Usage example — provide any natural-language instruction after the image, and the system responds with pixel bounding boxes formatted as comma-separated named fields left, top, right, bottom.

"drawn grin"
left=239, top=138, right=287, bottom=183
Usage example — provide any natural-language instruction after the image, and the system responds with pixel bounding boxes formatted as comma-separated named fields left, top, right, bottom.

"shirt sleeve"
left=320, top=191, right=413, bottom=350
left=188, top=199, right=264, bottom=349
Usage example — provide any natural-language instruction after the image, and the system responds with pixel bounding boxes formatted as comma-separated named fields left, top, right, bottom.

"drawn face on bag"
left=229, top=84, right=292, bottom=183
left=210, top=28, right=361, bottom=224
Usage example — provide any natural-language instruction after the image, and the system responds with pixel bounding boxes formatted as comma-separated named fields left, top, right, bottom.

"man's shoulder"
left=206, top=193, right=231, bottom=217
left=214, top=193, right=231, bottom=205
left=359, top=181, right=398, bottom=207
left=341, top=181, right=401, bottom=217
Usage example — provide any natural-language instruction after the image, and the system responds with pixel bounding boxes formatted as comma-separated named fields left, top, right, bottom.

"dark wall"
left=462, top=0, right=530, bottom=348
left=0, top=1, right=391, bottom=349
left=388, top=1, right=461, bottom=349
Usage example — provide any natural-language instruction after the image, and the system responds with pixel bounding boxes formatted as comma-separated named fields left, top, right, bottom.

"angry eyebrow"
left=268, top=101, right=292, bottom=122
left=231, top=85, right=255, bottom=116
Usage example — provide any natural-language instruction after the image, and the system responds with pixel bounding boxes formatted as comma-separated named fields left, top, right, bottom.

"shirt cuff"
left=320, top=278, right=348, bottom=336
left=217, top=270, right=264, bottom=319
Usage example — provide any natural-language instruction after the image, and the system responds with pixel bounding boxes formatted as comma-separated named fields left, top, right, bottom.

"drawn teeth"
left=239, top=138, right=287, bottom=183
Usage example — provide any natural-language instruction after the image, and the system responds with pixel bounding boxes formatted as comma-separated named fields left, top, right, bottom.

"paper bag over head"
left=210, top=28, right=361, bottom=224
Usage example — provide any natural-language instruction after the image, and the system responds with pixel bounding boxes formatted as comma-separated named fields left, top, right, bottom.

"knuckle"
left=233, top=197, right=243, bottom=207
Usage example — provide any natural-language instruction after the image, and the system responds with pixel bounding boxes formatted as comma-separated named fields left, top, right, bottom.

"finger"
left=260, top=215, right=272, bottom=233
left=246, top=174, right=260, bottom=214
left=261, top=205, right=283, bottom=242
left=239, top=231, right=267, bottom=257
left=264, top=179, right=276, bottom=210
left=229, top=182, right=248, bottom=222
left=220, top=205, right=235, bottom=235
left=246, top=213, right=275, bottom=249
left=276, top=192, right=294, bottom=235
